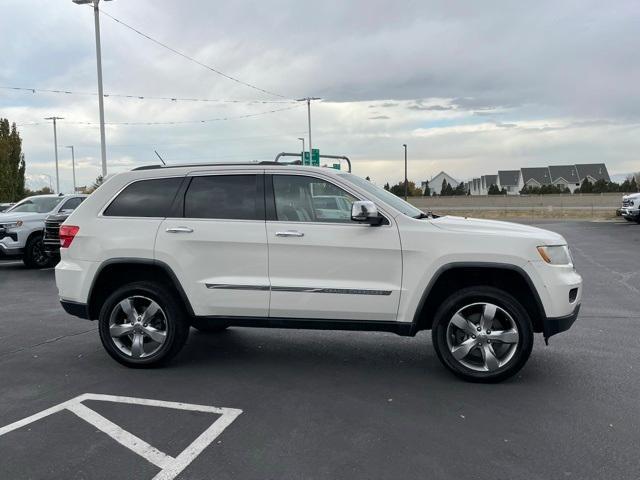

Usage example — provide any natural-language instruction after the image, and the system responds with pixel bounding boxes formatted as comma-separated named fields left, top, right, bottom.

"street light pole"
left=403, top=144, right=408, bottom=201
left=41, top=174, right=53, bottom=192
left=66, top=146, right=77, bottom=193
left=73, top=0, right=111, bottom=177
left=44, top=117, right=64, bottom=194
left=297, top=137, right=305, bottom=161
left=296, top=97, right=321, bottom=164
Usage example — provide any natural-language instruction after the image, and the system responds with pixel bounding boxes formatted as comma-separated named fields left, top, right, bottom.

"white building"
left=425, top=171, right=459, bottom=195
left=497, top=170, right=522, bottom=195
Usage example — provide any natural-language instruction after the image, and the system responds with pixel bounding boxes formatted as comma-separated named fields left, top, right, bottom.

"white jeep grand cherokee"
left=55, top=162, right=582, bottom=382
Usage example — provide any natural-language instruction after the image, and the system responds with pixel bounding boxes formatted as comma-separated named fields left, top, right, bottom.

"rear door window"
left=183, top=175, right=263, bottom=220
left=104, top=178, right=182, bottom=217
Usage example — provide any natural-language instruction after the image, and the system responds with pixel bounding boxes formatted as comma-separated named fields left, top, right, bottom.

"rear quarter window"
left=104, top=177, right=183, bottom=217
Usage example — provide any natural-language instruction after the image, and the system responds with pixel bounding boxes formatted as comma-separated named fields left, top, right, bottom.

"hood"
left=623, top=192, right=640, bottom=200
left=0, top=211, right=46, bottom=223
left=429, top=215, right=565, bottom=244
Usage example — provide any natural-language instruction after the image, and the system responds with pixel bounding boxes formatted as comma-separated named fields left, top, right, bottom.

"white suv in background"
left=55, top=163, right=582, bottom=382
left=0, top=194, right=86, bottom=268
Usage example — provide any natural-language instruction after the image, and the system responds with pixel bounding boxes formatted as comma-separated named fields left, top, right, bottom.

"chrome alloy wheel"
left=446, top=302, right=520, bottom=372
left=108, top=296, right=168, bottom=359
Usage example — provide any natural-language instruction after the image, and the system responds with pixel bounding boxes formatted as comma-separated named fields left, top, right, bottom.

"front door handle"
left=275, top=230, right=304, bottom=237
left=166, top=226, right=194, bottom=233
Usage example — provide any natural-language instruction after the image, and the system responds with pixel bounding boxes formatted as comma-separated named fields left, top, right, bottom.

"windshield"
left=338, top=172, right=425, bottom=218
left=7, top=196, right=63, bottom=214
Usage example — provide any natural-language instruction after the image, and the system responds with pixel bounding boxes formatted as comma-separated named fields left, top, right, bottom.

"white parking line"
left=0, top=393, right=243, bottom=480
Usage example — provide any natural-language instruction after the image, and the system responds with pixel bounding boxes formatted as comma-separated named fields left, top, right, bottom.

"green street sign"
left=303, top=149, right=320, bottom=166
left=332, top=163, right=341, bottom=170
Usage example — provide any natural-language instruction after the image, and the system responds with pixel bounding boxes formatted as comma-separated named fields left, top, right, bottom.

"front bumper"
left=543, top=304, right=580, bottom=342
left=620, top=207, right=639, bottom=218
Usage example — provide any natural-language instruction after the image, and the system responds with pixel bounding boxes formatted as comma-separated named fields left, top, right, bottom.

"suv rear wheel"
left=431, top=286, right=534, bottom=383
left=98, top=281, right=190, bottom=368
left=23, top=234, right=54, bottom=269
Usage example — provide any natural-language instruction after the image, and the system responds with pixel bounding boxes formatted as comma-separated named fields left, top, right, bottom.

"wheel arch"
left=412, top=262, right=546, bottom=333
left=87, top=258, right=194, bottom=320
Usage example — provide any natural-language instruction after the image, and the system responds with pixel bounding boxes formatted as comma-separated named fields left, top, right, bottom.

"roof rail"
left=274, top=152, right=352, bottom=172
left=132, top=160, right=302, bottom=171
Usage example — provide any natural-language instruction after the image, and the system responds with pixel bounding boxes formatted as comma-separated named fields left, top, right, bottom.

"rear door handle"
left=166, top=226, right=194, bottom=233
left=275, top=230, right=304, bottom=237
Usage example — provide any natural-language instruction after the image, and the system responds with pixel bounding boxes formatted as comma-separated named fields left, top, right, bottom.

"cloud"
left=1, top=0, right=639, bottom=190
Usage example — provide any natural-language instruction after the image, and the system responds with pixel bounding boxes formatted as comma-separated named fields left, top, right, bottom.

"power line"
left=16, top=104, right=302, bottom=127
left=0, top=86, right=295, bottom=104
left=98, top=8, right=288, bottom=99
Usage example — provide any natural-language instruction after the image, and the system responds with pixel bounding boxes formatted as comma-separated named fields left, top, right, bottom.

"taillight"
left=59, top=225, right=80, bottom=248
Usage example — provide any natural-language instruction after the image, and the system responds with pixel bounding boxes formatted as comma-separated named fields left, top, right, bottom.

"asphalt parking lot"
left=1, top=220, right=639, bottom=480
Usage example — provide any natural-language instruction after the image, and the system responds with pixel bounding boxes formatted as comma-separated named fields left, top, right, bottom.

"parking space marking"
left=0, top=393, right=243, bottom=480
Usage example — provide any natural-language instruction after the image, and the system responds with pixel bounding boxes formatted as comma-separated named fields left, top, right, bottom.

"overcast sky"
left=1, top=0, right=638, bottom=192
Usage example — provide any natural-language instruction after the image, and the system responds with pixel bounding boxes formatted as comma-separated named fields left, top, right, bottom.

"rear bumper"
left=60, top=299, right=91, bottom=320
left=543, top=304, right=580, bottom=341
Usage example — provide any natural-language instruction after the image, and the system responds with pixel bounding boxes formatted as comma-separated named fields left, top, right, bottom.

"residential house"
left=428, top=171, right=460, bottom=195
left=521, top=167, right=552, bottom=190
left=549, top=165, right=580, bottom=193
left=481, top=175, right=498, bottom=194
left=575, top=164, right=610, bottom=184
left=497, top=170, right=522, bottom=195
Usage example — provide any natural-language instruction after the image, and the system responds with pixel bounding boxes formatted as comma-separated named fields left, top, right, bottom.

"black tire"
left=98, top=281, right=190, bottom=368
left=431, top=286, right=534, bottom=383
left=190, top=318, right=230, bottom=333
left=23, top=234, right=54, bottom=269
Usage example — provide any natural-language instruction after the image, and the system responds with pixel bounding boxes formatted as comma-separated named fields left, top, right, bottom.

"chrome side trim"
left=206, top=284, right=270, bottom=291
left=272, top=286, right=392, bottom=295
left=205, top=284, right=392, bottom=296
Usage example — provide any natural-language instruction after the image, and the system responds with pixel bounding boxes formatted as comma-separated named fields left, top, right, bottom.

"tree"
left=365, top=176, right=371, bottom=181
left=453, top=183, right=467, bottom=196
left=389, top=180, right=421, bottom=197
left=488, top=184, right=501, bottom=195
left=0, top=118, right=26, bottom=202
left=383, top=182, right=390, bottom=191
left=86, top=175, right=105, bottom=194
left=578, top=178, right=593, bottom=194
left=423, top=181, right=431, bottom=196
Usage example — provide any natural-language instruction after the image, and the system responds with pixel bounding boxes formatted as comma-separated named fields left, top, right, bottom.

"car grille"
left=43, top=219, right=62, bottom=251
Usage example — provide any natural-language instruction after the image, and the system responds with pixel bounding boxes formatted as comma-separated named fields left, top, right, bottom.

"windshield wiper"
left=413, top=211, right=440, bottom=219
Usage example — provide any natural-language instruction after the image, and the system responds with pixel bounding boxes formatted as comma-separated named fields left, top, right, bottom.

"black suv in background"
left=43, top=204, right=85, bottom=262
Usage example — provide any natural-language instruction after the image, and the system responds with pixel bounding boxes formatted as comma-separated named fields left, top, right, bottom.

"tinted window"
left=104, top=178, right=182, bottom=217
left=184, top=175, right=261, bottom=220
left=273, top=175, right=357, bottom=223
left=60, top=197, right=84, bottom=211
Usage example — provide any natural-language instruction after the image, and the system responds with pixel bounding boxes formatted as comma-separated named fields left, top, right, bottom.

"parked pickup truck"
left=0, top=194, right=87, bottom=268
left=620, top=193, right=640, bottom=223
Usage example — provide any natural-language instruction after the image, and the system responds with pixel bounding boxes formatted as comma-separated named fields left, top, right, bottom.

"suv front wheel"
left=432, top=286, right=534, bottom=383
left=98, top=281, right=190, bottom=368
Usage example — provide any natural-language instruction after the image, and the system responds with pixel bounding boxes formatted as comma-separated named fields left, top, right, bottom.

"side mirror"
left=351, top=200, right=382, bottom=225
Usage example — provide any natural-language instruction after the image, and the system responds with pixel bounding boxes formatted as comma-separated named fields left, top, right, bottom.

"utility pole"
left=403, top=144, right=408, bottom=201
left=66, top=146, right=77, bottom=193
left=73, top=0, right=111, bottom=177
left=296, top=97, right=321, bottom=164
left=45, top=117, right=64, bottom=194
left=297, top=137, right=305, bottom=161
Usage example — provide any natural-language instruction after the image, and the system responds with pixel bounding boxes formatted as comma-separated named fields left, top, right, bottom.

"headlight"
left=1, top=221, right=23, bottom=229
left=537, top=245, right=572, bottom=265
